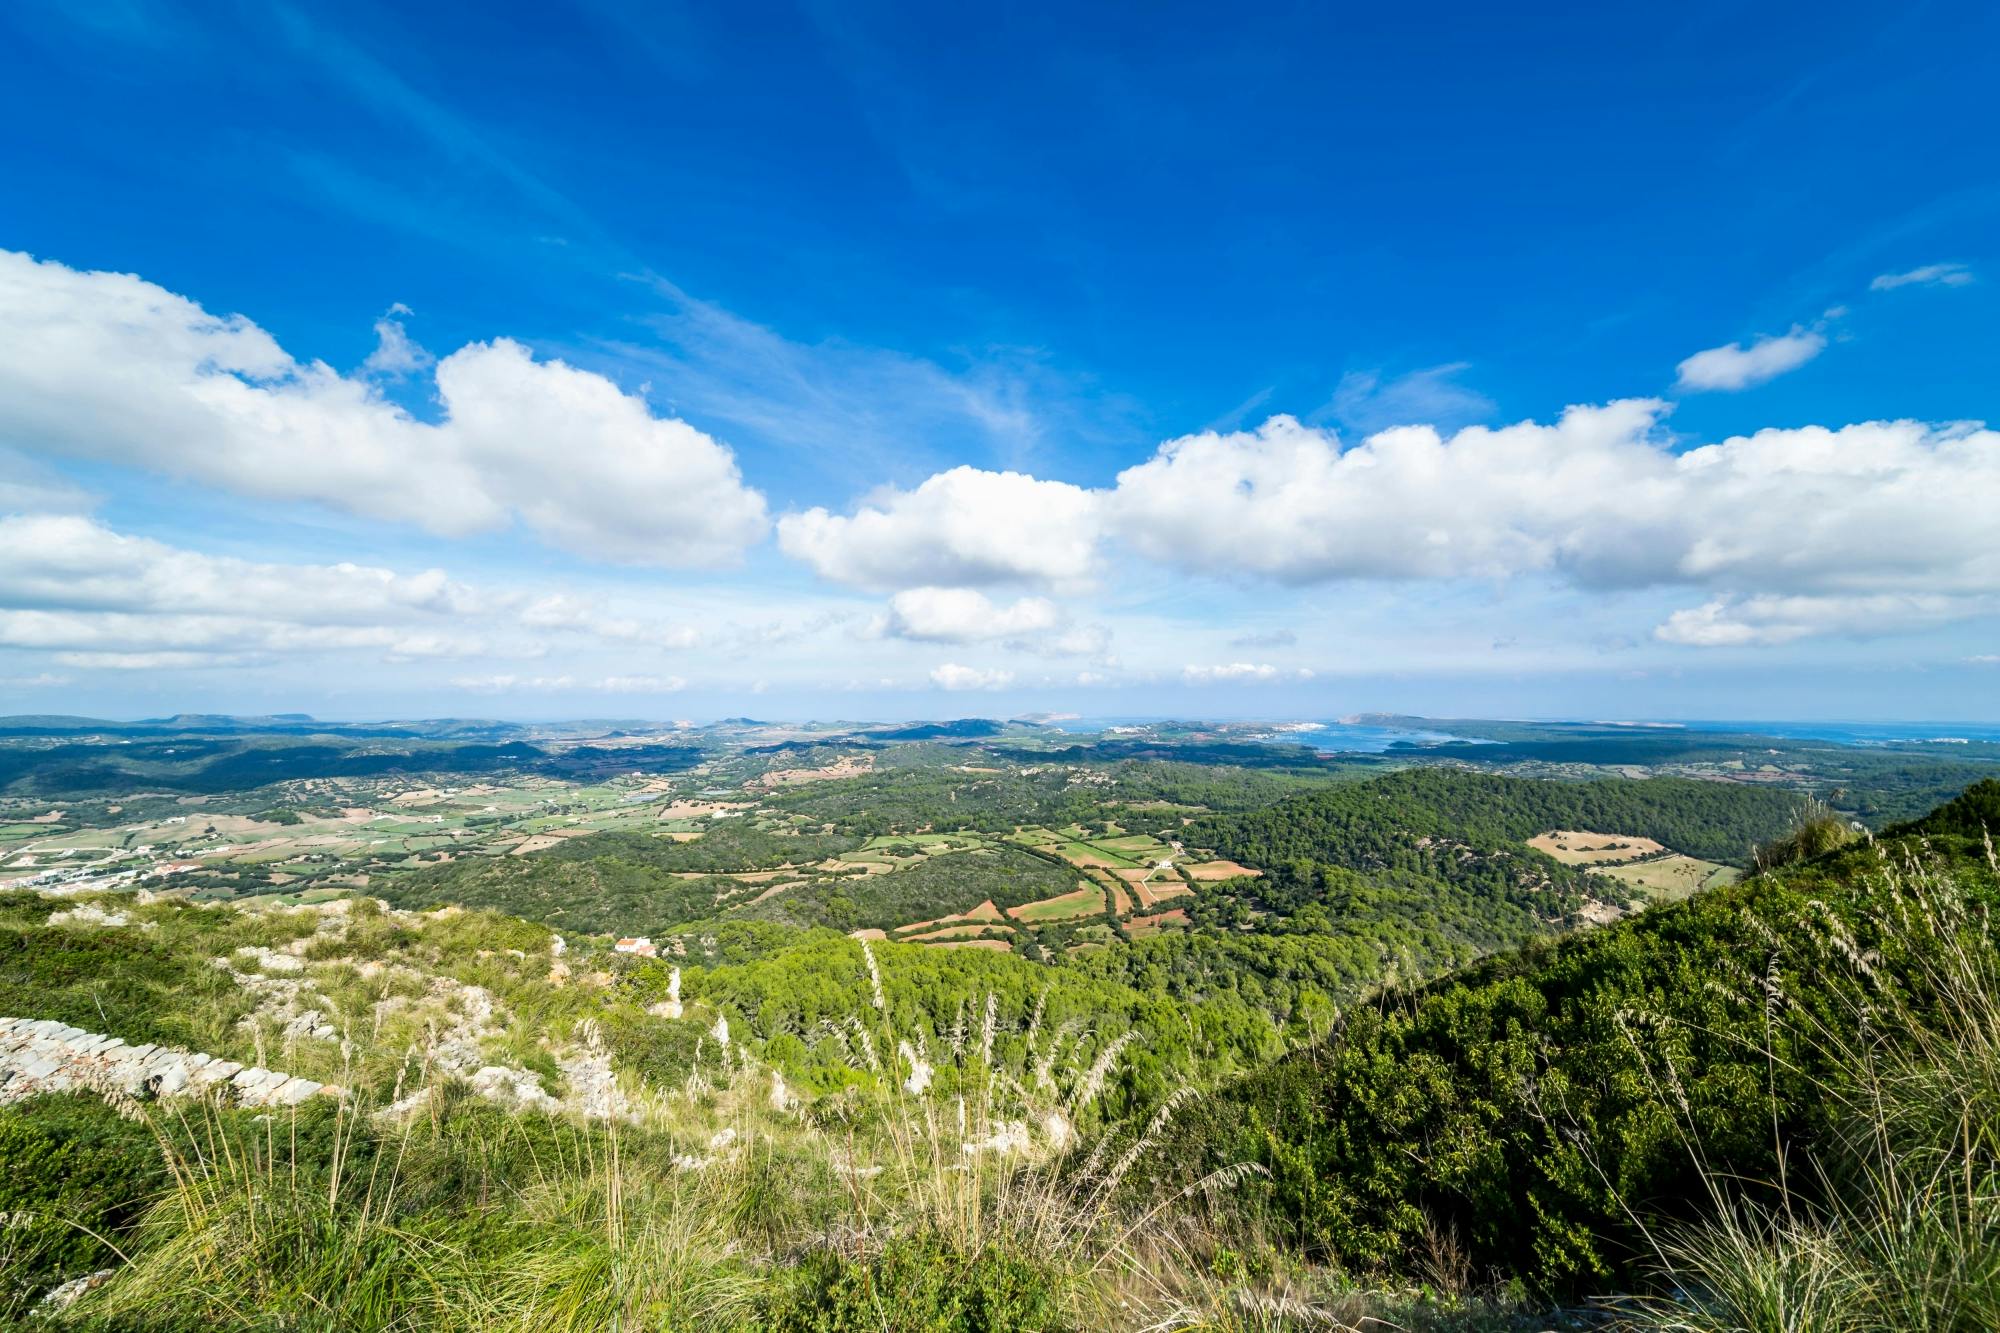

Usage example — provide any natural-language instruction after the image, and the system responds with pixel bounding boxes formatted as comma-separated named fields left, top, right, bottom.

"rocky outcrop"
left=213, top=946, right=340, bottom=1043
left=0, top=1016, right=335, bottom=1109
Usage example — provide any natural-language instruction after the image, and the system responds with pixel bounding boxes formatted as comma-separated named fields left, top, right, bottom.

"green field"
left=1055, top=840, right=1137, bottom=867
left=1594, top=852, right=1741, bottom=902
left=1005, top=885, right=1107, bottom=922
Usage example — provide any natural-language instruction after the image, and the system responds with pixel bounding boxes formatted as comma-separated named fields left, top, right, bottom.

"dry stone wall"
left=0, top=1016, right=332, bottom=1108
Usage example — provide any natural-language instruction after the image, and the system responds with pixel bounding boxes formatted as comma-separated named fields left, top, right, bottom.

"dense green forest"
left=0, top=735, right=715, bottom=796
left=379, top=770, right=1823, bottom=1033
left=1185, top=768, right=1806, bottom=868
left=734, top=847, right=1076, bottom=931
left=1150, top=779, right=2000, bottom=1296
left=761, top=757, right=1354, bottom=835
left=385, top=833, right=1075, bottom=936
left=380, top=852, right=741, bottom=937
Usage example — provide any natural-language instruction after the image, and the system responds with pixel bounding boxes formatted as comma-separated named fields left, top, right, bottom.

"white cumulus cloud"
left=0, top=514, right=731, bottom=672
left=1654, top=593, right=1992, bottom=647
left=796, top=400, right=2000, bottom=649
left=882, top=587, right=1063, bottom=642
left=1104, top=406, right=2000, bottom=644
left=0, top=250, right=769, bottom=565
left=56, top=651, right=252, bottom=671
left=778, top=466, right=1099, bottom=590
left=1110, top=402, right=1677, bottom=584
left=1675, top=326, right=1827, bottom=391
left=456, top=675, right=695, bottom=695
left=0, top=514, right=492, bottom=664
left=452, top=674, right=576, bottom=693
left=929, top=662, right=1015, bottom=691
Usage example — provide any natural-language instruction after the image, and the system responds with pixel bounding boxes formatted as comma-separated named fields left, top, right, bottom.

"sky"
left=1, top=0, right=1998, bottom=723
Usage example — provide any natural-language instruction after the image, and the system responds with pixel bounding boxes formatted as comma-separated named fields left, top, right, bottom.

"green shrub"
left=764, top=1234, right=1073, bottom=1331
left=0, top=1095, right=162, bottom=1318
left=1750, top=798, right=1857, bottom=873
left=0, top=926, right=212, bottom=1049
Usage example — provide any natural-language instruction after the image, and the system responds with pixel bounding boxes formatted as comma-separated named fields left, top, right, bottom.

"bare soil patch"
left=1528, top=830, right=1670, bottom=864
left=899, top=899, right=1006, bottom=934
left=1182, top=860, right=1259, bottom=881
left=750, top=755, right=874, bottom=788
left=1127, top=909, right=1189, bottom=937
left=749, top=880, right=807, bottom=904
left=657, top=800, right=751, bottom=820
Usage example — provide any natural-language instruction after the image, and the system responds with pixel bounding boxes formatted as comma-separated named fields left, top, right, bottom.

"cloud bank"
left=5, top=245, right=1998, bottom=693
left=0, top=514, right=715, bottom=670
left=785, top=403, right=2000, bottom=646
left=0, top=250, right=769, bottom=565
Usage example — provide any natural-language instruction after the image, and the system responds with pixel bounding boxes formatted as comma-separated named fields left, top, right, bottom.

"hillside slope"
left=1183, top=767, right=1805, bottom=869
left=1153, top=778, right=2000, bottom=1292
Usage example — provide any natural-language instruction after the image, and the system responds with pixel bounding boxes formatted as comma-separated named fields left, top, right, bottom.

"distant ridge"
left=869, top=719, right=1005, bottom=740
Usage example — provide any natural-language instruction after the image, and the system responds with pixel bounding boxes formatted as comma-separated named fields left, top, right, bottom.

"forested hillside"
left=388, top=832, right=1077, bottom=936
left=758, top=756, right=1353, bottom=835
left=1122, top=770, right=1806, bottom=1024
left=1151, top=779, right=2000, bottom=1299
left=1185, top=767, right=1805, bottom=868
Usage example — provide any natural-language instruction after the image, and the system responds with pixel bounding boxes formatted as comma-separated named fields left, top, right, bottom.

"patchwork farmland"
left=860, top=823, right=1247, bottom=955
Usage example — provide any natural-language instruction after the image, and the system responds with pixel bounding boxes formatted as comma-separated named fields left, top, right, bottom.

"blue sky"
left=1, top=0, right=1997, bottom=721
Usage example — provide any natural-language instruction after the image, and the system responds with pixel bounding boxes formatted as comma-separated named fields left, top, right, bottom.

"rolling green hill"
left=1150, top=779, right=2000, bottom=1294
left=1183, top=767, right=1806, bottom=869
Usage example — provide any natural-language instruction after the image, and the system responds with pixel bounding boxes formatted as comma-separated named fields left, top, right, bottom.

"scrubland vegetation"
left=0, top=723, right=1994, bottom=1329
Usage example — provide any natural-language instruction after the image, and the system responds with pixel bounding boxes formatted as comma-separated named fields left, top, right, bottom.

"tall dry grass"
left=1615, top=838, right=2000, bottom=1332
left=40, top=939, right=1300, bottom=1330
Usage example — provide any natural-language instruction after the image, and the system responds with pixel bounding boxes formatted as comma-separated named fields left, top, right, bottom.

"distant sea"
left=1260, top=721, right=1479, bottom=753
left=1041, top=716, right=2000, bottom=753
left=1677, top=720, right=2000, bottom=746
left=1044, top=717, right=1478, bottom=753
